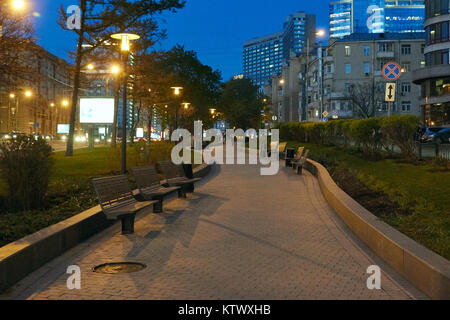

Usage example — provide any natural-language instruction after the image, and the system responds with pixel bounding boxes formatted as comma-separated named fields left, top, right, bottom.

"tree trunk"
left=65, top=0, right=86, bottom=157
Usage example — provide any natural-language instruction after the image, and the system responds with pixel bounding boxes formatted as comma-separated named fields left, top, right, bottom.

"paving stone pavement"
left=0, top=159, right=428, bottom=300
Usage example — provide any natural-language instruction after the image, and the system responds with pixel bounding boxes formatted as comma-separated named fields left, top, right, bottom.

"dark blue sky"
left=32, top=0, right=330, bottom=81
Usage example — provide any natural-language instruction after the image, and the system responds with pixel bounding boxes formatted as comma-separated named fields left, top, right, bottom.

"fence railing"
left=416, top=142, right=450, bottom=160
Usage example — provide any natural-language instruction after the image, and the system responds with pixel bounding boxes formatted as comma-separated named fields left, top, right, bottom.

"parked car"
left=420, top=127, right=445, bottom=143
left=4, top=132, right=24, bottom=140
left=425, top=128, right=450, bottom=144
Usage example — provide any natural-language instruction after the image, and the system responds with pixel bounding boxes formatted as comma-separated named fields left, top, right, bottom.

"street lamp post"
left=111, top=32, right=140, bottom=174
left=171, top=87, right=183, bottom=129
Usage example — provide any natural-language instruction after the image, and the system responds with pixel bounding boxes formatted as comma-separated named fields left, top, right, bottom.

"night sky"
left=32, top=0, right=330, bottom=81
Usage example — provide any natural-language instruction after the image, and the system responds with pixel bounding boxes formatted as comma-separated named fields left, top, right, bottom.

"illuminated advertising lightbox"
left=79, top=98, right=114, bottom=124
left=57, top=124, right=70, bottom=134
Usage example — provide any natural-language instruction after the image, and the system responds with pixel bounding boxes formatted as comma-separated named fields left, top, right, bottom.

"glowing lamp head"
left=316, top=29, right=326, bottom=38
left=182, top=102, right=191, bottom=110
left=172, top=87, right=183, bottom=96
left=62, top=100, right=69, bottom=107
left=279, top=79, right=285, bottom=85
left=50, top=103, right=55, bottom=107
left=87, top=64, right=94, bottom=70
left=9, top=93, right=15, bottom=99
left=111, top=65, right=120, bottom=74
left=111, top=33, right=140, bottom=52
left=11, top=0, right=26, bottom=11
left=25, top=91, right=32, bottom=97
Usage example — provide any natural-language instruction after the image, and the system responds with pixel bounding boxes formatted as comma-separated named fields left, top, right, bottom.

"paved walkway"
left=1, top=160, right=427, bottom=300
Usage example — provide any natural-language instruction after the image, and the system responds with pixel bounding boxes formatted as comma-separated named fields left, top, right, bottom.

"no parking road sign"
left=382, top=62, right=402, bottom=81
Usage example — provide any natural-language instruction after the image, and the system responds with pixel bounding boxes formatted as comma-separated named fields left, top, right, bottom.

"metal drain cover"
left=93, top=262, right=146, bottom=274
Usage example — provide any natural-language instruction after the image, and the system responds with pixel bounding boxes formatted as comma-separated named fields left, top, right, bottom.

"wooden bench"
left=157, top=161, right=201, bottom=198
left=131, top=165, right=181, bottom=213
left=92, top=175, right=157, bottom=234
left=285, top=147, right=304, bottom=167
left=292, top=149, right=310, bottom=175
left=269, top=141, right=287, bottom=159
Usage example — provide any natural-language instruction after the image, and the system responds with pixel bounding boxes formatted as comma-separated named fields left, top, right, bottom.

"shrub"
left=0, top=135, right=53, bottom=212
left=381, top=115, right=420, bottom=162
left=349, top=117, right=384, bottom=158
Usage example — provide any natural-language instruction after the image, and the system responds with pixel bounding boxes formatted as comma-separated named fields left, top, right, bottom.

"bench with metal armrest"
left=292, top=149, right=310, bottom=175
left=157, top=161, right=201, bottom=198
left=131, top=165, right=181, bottom=213
left=92, top=175, right=157, bottom=234
left=285, top=147, right=304, bottom=167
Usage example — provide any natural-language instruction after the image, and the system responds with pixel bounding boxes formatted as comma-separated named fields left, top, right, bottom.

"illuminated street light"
left=50, top=102, right=55, bottom=107
left=25, top=90, right=32, bottom=97
left=62, top=100, right=69, bottom=107
left=279, top=79, right=285, bottom=85
left=110, top=33, right=140, bottom=52
left=111, top=65, right=120, bottom=74
left=87, top=63, right=94, bottom=70
left=182, top=102, right=191, bottom=110
left=111, top=32, right=140, bottom=174
left=11, top=0, right=26, bottom=11
left=9, top=93, right=15, bottom=99
left=316, top=29, right=326, bottom=38
left=210, top=108, right=216, bottom=115
left=172, top=87, right=183, bottom=96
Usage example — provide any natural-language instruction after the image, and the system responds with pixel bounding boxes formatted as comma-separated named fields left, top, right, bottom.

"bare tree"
left=0, top=5, right=36, bottom=92
left=346, top=82, right=382, bottom=119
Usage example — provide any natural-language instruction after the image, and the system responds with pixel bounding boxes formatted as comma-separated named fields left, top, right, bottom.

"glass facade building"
left=243, top=32, right=284, bottom=87
left=413, top=0, right=450, bottom=125
left=243, top=12, right=316, bottom=87
left=330, top=0, right=425, bottom=38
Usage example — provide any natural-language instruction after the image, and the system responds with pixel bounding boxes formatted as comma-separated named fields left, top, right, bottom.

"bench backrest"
left=296, top=147, right=305, bottom=158
left=131, top=166, right=161, bottom=192
left=92, top=175, right=136, bottom=212
left=279, top=142, right=287, bottom=153
left=300, top=149, right=310, bottom=165
left=158, top=161, right=185, bottom=180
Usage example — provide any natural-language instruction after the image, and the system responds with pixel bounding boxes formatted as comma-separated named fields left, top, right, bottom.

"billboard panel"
left=79, top=98, right=114, bottom=124
left=57, top=124, right=70, bottom=134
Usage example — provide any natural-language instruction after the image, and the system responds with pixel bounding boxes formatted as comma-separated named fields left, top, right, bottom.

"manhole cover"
left=93, top=262, right=146, bottom=274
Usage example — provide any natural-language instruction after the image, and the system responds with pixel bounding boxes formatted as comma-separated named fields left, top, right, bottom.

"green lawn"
left=286, top=141, right=450, bottom=259
left=0, top=142, right=175, bottom=246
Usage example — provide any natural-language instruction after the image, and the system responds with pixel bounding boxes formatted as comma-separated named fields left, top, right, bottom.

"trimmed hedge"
left=279, top=115, right=420, bottom=160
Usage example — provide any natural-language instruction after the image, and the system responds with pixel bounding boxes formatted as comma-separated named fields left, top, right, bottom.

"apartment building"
left=413, top=0, right=450, bottom=126
left=0, top=44, right=72, bottom=135
left=267, top=33, right=425, bottom=123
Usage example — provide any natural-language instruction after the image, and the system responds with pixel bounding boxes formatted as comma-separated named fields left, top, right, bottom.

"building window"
left=364, top=62, right=371, bottom=74
left=401, top=44, right=411, bottom=55
left=364, top=46, right=370, bottom=56
left=401, top=101, right=411, bottom=112
left=401, top=82, right=411, bottom=94
left=345, top=45, right=351, bottom=56
left=345, top=63, right=351, bottom=74
left=401, top=63, right=411, bottom=73
left=378, top=42, right=392, bottom=52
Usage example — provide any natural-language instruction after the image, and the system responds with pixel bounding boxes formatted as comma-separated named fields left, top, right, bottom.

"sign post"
left=382, top=62, right=402, bottom=117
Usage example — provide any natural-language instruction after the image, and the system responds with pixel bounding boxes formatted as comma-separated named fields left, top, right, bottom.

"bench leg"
left=121, top=214, right=136, bottom=235
left=153, top=199, right=164, bottom=214
left=297, top=166, right=303, bottom=175
left=178, top=187, right=187, bottom=199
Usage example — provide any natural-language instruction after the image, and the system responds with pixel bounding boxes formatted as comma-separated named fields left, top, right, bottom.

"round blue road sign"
left=382, top=62, right=402, bottom=81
